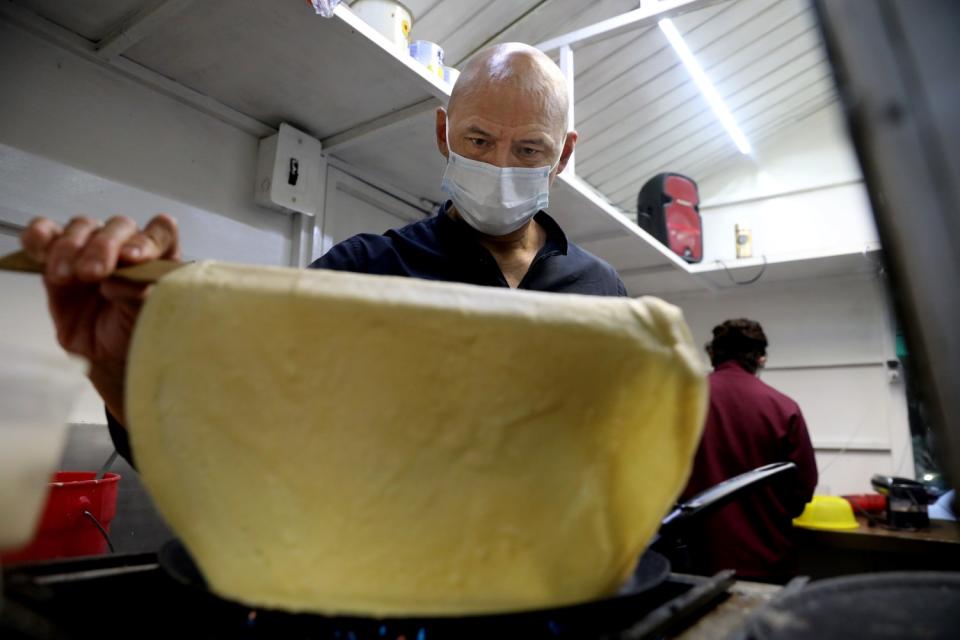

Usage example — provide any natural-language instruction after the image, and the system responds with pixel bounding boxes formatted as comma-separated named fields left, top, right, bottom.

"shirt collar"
left=715, top=361, right=755, bottom=375
left=435, top=200, right=569, bottom=257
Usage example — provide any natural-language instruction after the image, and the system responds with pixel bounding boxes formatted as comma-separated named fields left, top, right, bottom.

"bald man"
left=312, top=43, right=625, bottom=293
left=20, top=43, right=627, bottom=462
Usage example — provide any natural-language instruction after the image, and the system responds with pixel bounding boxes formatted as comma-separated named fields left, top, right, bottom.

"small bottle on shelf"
left=735, top=224, right=753, bottom=259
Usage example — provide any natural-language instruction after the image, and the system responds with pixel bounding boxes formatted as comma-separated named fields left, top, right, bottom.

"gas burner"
left=1, top=548, right=734, bottom=640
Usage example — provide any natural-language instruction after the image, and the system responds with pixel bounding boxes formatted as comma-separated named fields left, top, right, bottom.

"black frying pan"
left=158, top=462, right=796, bottom=638
left=158, top=539, right=673, bottom=638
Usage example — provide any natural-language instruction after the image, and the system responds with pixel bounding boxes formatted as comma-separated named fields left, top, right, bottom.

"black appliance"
left=870, top=474, right=933, bottom=529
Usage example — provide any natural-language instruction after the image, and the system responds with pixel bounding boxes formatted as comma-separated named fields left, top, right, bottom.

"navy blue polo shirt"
left=309, top=204, right=628, bottom=297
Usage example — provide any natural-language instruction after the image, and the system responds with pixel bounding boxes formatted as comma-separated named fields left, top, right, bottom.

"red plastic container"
left=0, top=471, right=121, bottom=565
left=842, top=493, right=887, bottom=515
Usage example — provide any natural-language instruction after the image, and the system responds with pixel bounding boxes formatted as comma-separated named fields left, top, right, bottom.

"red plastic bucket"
left=842, top=493, right=887, bottom=515
left=0, top=471, right=121, bottom=565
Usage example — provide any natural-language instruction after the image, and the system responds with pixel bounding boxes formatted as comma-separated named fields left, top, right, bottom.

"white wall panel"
left=0, top=22, right=291, bottom=265
left=320, top=166, right=427, bottom=254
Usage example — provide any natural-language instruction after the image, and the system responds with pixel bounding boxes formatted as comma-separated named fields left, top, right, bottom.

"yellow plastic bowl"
left=793, top=495, right=860, bottom=531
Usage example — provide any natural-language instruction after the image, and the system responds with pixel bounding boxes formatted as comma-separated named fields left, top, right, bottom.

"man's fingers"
left=121, top=214, right=180, bottom=262
left=45, top=217, right=101, bottom=285
left=146, top=213, right=180, bottom=260
left=25, top=213, right=179, bottom=285
left=76, top=216, right=139, bottom=282
left=21, top=217, right=63, bottom=263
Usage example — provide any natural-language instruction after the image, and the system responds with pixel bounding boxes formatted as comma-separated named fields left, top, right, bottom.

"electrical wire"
left=718, top=254, right=768, bottom=285
left=82, top=511, right=115, bottom=553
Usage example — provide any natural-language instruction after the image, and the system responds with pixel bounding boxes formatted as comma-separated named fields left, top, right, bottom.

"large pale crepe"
left=126, top=261, right=707, bottom=616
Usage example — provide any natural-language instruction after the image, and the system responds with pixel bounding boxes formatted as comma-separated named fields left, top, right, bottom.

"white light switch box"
left=255, top=123, right=322, bottom=215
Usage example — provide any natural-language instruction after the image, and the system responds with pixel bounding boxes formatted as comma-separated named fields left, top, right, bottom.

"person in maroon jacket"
left=680, top=319, right=818, bottom=582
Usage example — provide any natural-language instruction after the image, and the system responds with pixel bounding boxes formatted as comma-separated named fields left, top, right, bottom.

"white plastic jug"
left=0, top=342, right=87, bottom=552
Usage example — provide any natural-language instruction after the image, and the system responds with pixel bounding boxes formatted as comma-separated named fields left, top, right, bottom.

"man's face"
left=436, top=84, right=576, bottom=184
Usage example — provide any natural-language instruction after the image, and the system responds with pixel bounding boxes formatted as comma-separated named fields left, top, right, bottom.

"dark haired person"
left=680, top=319, right=818, bottom=582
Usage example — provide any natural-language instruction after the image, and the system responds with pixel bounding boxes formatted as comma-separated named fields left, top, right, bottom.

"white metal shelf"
left=119, top=2, right=451, bottom=139
left=623, top=245, right=885, bottom=297
left=689, top=244, right=884, bottom=287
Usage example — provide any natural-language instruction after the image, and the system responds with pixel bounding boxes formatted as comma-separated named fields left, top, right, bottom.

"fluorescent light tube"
left=659, top=18, right=752, bottom=155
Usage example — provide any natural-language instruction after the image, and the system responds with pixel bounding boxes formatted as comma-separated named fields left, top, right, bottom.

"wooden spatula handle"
left=0, top=250, right=184, bottom=283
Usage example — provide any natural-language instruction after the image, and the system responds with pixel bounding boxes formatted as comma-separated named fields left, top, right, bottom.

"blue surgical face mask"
left=441, top=121, right=560, bottom=236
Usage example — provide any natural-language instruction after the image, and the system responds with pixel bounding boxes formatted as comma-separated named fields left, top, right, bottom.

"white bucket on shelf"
left=350, top=0, right=413, bottom=49
left=443, top=66, right=460, bottom=87
left=408, top=40, right=444, bottom=80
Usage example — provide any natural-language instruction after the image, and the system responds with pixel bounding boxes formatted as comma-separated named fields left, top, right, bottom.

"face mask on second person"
left=441, top=118, right=561, bottom=236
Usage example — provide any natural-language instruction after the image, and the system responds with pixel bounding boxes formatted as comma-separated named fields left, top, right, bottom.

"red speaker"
left=637, top=173, right=703, bottom=263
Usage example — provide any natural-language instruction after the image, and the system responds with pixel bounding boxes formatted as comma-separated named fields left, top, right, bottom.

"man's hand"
left=20, top=214, right=180, bottom=424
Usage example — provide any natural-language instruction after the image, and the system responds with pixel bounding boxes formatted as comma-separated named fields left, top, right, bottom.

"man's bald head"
left=448, top=43, right=569, bottom=139
left=436, top=42, right=577, bottom=179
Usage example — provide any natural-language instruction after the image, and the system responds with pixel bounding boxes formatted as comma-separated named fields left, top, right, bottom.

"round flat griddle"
left=744, top=571, right=960, bottom=640
left=158, top=538, right=673, bottom=638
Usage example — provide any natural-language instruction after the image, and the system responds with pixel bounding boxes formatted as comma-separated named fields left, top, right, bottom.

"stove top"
left=1, top=552, right=735, bottom=640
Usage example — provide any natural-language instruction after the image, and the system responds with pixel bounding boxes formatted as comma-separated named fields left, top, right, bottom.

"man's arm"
left=20, top=214, right=180, bottom=425
left=20, top=214, right=180, bottom=467
left=309, top=237, right=363, bottom=271
left=782, top=409, right=819, bottom=517
left=617, top=278, right=629, bottom=297
left=107, top=409, right=135, bottom=467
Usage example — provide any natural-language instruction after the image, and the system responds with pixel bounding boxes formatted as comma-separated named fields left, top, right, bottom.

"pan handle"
left=659, top=462, right=797, bottom=535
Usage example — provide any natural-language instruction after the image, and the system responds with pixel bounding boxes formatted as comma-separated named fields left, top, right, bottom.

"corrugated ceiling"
left=396, top=0, right=838, bottom=215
